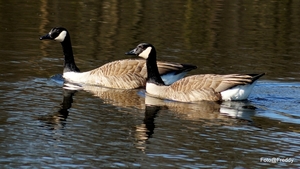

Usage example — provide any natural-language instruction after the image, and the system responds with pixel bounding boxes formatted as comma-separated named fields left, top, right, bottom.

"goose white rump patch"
left=221, top=81, right=257, bottom=101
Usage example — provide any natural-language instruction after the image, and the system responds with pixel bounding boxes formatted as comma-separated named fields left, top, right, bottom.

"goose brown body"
left=126, top=43, right=265, bottom=102
left=64, top=59, right=195, bottom=89
left=146, top=73, right=264, bottom=102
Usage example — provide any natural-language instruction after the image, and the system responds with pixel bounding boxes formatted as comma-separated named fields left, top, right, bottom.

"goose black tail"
left=247, top=73, right=265, bottom=83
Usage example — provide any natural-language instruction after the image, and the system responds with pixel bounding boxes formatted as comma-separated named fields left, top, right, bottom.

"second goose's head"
left=125, top=43, right=156, bottom=60
left=126, top=43, right=165, bottom=85
left=40, top=27, right=69, bottom=43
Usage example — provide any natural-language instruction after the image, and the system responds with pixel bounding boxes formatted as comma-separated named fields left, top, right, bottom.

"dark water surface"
left=0, top=0, right=300, bottom=168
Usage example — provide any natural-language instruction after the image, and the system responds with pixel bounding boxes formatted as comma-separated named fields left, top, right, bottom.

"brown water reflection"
left=0, top=0, right=300, bottom=168
left=82, top=85, right=145, bottom=109
left=33, top=0, right=300, bottom=81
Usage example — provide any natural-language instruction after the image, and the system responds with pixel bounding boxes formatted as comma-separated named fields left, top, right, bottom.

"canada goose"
left=39, top=27, right=197, bottom=89
left=126, top=43, right=265, bottom=102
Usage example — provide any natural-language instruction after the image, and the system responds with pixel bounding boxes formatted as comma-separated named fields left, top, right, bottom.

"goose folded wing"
left=89, top=59, right=145, bottom=76
left=165, top=87, right=222, bottom=102
left=169, top=74, right=254, bottom=93
left=156, top=61, right=197, bottom=75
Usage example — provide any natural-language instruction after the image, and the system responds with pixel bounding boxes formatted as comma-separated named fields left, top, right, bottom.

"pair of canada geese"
left=40, top=27, right=265, bottom=102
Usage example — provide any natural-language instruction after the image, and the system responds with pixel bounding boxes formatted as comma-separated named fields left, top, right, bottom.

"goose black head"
left=125, top=43, right=155, bottom=59
left=40, top=27, right=68, bottom=42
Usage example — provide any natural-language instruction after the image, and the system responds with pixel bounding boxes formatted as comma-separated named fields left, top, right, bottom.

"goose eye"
left=51, top=32, right=58, bottom=38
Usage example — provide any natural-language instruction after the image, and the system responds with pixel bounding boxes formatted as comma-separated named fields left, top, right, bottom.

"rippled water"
left=0, top=0, right=300, bottom=168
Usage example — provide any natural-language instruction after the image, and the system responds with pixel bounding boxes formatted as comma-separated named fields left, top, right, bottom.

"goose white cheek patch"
left=139, top=47, right=152, bottom=59
left=54, top=30, right=67, bottom=42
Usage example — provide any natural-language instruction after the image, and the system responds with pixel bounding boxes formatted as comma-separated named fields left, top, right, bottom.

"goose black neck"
left=60, top=34, right=80, bottom=73
left=143, top=105, right=160, bottom=138
left=146, top=49, right=165, bottom=85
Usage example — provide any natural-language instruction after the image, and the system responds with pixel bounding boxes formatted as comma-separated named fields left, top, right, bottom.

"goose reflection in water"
left=144, top=94, right=256, bottom=124
left=37, top=89, right=76, bottom=130
left=79, top=85, right=145, bottom=109
left=38, top=79, right=258, bottom=151
left=133, top=94, right=257, bottom=151
left=134, top=105, right=161, bottom=151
